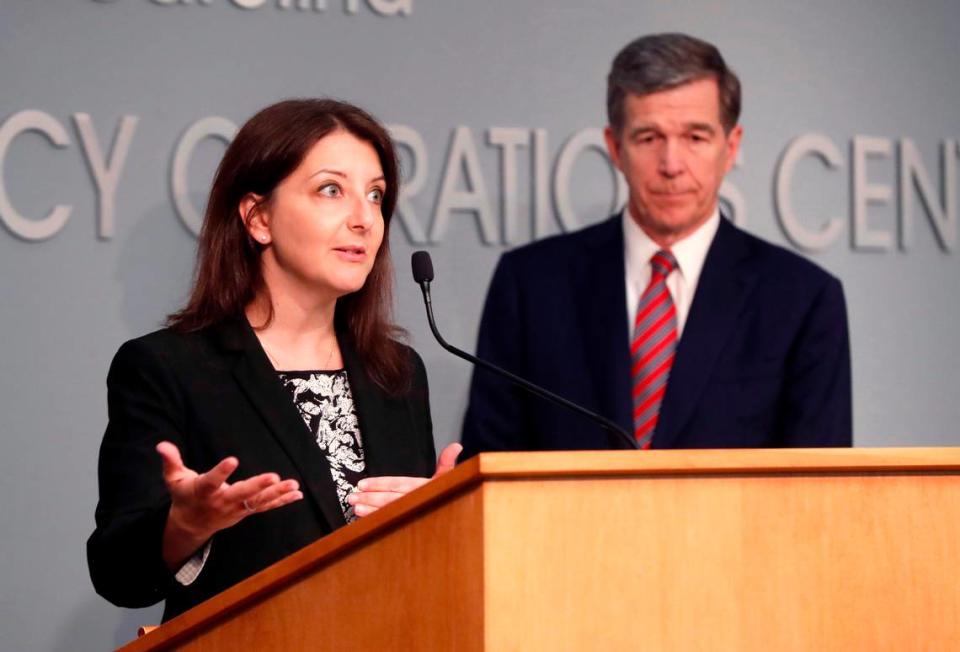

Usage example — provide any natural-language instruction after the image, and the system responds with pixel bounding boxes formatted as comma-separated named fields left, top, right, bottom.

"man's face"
left=605, top=77, right=742, bottom=246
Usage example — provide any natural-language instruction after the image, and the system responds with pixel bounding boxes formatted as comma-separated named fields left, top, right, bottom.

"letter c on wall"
left=170, top=117, right=237, bottom=236
left=0, top=111, right=73, bottom=241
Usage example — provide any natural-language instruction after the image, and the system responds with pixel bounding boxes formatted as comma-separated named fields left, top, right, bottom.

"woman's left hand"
left=346, top=443, right=462, bottom=517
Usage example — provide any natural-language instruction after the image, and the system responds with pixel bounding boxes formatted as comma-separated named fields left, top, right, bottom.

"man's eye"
left=367, top=188, right=384, bottom=203
left=318, top=183, right=341, bottom=197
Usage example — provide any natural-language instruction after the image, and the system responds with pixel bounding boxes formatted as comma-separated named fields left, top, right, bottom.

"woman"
left=87, top=99, right=459, bottom=622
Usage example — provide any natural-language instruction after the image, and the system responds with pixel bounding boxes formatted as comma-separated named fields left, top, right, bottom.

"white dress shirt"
left=623, top=206, right=720, bottom=340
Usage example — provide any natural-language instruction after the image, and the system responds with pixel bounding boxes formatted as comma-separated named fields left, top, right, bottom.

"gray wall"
left=1, top=1, right=958, bottom=649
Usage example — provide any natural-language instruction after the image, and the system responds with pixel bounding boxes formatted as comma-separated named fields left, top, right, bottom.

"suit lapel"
left=340, top=345, right=420, bottom=477
left=575, top=216, right=634, bottom=442
left=654, top=218, right=758, bottom=448
left=214, top=317, right=347, bottom=530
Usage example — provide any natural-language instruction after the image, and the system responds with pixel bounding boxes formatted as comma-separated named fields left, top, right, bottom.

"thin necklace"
left=264, top=340, right=336, bottom=371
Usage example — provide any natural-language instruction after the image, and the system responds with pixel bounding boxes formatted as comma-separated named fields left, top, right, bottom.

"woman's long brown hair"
left=168, top=98, right=410, bottom=394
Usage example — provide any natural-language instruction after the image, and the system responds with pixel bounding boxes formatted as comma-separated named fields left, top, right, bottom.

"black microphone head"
left=411, top=250, right=434, bottom=284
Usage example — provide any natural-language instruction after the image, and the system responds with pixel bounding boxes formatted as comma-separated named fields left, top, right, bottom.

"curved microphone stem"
left=416, top=280, right=638, bottom=450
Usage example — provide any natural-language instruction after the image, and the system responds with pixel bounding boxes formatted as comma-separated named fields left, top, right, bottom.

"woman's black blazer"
left=87, top=316, right=436, bottom=621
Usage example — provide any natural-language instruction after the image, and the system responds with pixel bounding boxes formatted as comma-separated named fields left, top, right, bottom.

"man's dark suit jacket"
left=461, top=214, right=852, bottom=458
left=88, top=316, right=435, bottom=621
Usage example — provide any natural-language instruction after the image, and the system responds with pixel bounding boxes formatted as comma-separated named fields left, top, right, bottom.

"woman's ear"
left=239, top=193, right=271, bottom=245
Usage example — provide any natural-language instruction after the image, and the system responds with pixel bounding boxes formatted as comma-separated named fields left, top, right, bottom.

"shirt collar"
left=622, top=205, right=720, bottom=291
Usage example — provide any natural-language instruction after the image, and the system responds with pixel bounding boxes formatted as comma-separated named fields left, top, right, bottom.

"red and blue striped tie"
left=631, top=250, right=678, bottom=449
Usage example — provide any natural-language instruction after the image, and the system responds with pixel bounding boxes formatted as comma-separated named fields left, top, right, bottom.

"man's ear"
left=239, top=194, right=270, bottom=244
left=723, top=124, right=743, bottom=175
left=604, top=125, right=624, bottom=172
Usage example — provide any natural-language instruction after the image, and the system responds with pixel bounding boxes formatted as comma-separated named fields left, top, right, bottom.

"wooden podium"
left=121, top=448, right=960, bottom=651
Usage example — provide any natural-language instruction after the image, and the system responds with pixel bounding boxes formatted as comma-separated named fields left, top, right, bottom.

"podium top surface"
left=467, top=447, right=960, bottom=477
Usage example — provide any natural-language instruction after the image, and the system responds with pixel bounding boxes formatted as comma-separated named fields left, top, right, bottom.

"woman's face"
left=246, top=129, right=386, bottom=302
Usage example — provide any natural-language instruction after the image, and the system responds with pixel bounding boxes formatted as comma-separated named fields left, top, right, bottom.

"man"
left=461, top=33, right=851, bottom=457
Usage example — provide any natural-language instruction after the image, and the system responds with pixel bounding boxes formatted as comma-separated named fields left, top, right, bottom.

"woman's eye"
left=318, top=183, right=341, bottom=197
left=367, top=188, right=384, bottom=203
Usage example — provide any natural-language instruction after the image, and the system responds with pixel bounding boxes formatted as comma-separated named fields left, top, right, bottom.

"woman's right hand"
left=156, top=441, right=303, bottom=570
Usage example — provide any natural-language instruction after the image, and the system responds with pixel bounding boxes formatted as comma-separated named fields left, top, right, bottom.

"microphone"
left=411, top=250, right=638, bottom=450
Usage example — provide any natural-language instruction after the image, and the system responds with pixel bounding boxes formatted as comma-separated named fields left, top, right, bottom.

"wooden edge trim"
left=475, top=448, right=960, bottom=478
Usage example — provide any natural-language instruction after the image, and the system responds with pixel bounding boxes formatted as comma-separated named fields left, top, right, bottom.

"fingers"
left=347, top=490, right=408, bottom=518
left=433, top=443, right=463, bottom=478
left=347, top=476, right=430, bottom=518
left=347, top=489, right=406, bottom=510
left=353, top=503, right=380, bottom=518
left=356, top=476, right=430, bottom=493
left=346, top=447, right=464, bottom=520
left=159, top=444, right=302, bottom=544
left=156, top=441, right=187, bottom=481
left=229, top=476, right=300, bottom=514
left=254, top=488, right=304, bottom=513
left=156, top=442, right=240, bottom=500
left=193, top=456, right=240, bottom=497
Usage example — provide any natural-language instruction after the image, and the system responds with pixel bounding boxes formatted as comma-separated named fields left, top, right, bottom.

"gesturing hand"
left=346, top=442, right=463, bottom=518
left=157, top=441, right=303, bottom=569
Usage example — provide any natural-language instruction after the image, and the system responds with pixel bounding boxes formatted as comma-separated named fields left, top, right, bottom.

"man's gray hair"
left=607, top=33, right=741, bottom=136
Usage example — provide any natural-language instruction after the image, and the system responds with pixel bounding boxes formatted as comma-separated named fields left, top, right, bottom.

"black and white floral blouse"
left=277, top=369, right=365, bottom=523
